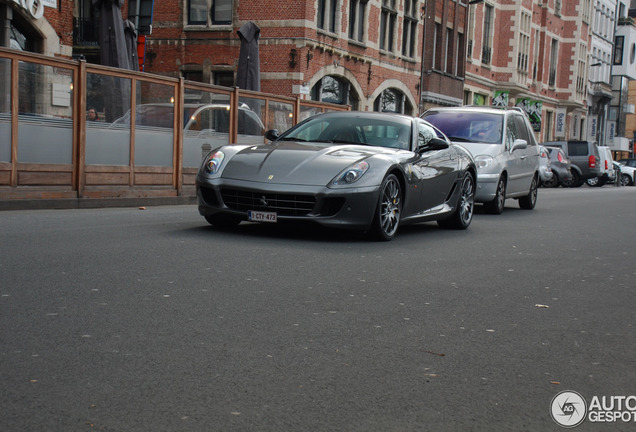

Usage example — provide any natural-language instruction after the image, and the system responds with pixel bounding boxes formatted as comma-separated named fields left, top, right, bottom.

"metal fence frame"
left=0, top=47, right=349, bottom=201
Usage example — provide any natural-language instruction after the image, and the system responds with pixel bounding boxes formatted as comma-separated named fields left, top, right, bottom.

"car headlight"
left=204, top=151, right=225, bottom=174
left=333, top=161, right=369, bottom=185
left=474, top=155, right=494, bottom=169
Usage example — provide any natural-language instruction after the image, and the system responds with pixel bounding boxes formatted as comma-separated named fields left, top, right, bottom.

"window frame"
left=379, top=0, right=398, bottom=53
left=348, top=0, right=368, bottom=42
left=186, top=0, right=233, bottom=28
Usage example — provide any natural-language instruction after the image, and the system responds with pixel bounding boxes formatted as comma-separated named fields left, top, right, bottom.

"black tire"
left=484, top=176, right=506, bottom=215
left=621, top=174, right=633, bottom=186
left=438, top=172, right=475, bottom=230
left=562, top=170, right=581, bottom=188
left=519, top=175, right=538, bottom=210
left=205, top=214, right=242, bottom=228
left=542, top=172, right=559, bottom=188
left=586, top=177, right=606, bottom=187
left=369, top=174, right=402, bottom=241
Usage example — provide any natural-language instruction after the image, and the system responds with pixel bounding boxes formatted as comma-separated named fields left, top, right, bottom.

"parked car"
left=586, top=146, right=616, bottom=186
left=618, top=158, right=636, bottom=168
left=197, top=111, right=477, bottom=241
left=616, top=162, right=636, bottom=186
left=542, top=140, right=601, bottom=187
left=542, top=146, right=573, bottom=188
left=421, top=106, right=540, bottom=214
left=538, top=145, right=553, bottom=186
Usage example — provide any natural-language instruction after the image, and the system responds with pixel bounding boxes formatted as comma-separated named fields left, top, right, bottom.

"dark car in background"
left=541, top=146, right=573, bottom=188
left=542, top=140, right=600, bottom=187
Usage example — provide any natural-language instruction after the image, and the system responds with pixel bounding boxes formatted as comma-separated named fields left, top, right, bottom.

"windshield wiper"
left=447, top=136, right=471, bottom=142
left=276, top=137, right=307, bottom=142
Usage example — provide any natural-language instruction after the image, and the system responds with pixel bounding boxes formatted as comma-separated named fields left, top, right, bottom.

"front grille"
left=221, top=188, right=316, bottom=216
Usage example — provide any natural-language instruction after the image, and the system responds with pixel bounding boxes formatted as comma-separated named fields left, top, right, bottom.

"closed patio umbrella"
left=236, top=22, right=261, bottom=91
left=93, top=0, right=130, bottom=70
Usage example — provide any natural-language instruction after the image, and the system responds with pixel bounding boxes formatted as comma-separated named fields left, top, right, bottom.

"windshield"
left=278, top=115, right=413, bottom=150
left=423, top=111, right=504, bottom=144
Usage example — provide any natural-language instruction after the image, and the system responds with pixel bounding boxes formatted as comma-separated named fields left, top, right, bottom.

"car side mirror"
left=265, top=129, right=280, bottom=141
left=510, top=139, right=527, bottom=152
left=418, top=137, right=449, bottom=153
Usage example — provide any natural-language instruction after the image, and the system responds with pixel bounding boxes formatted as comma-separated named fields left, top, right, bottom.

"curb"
left=0, top=196, right=197, bottom=211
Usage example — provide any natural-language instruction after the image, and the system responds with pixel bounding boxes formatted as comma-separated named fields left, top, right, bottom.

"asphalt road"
left=1, top=186, right=635, bottom=431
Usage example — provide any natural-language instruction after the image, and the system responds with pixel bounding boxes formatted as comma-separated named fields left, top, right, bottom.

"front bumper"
left=196, top=177, right=381, bottom=230
left=474, top=172, right=500, bottom=202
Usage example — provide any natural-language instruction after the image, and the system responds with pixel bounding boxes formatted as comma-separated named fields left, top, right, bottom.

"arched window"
left=374, top=88, right=412, bottom=114
left=311, top=76, right=359, bottom=110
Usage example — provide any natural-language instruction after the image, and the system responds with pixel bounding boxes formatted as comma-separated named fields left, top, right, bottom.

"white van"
left=587, top=146, right=616, bottom=186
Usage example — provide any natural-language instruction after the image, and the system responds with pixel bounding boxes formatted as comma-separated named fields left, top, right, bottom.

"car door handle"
left=520, top=155, right=527, bottom=160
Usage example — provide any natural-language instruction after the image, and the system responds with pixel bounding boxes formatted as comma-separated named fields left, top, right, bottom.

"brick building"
left=465, top=0, right=593, bottom=142
left=142, top=0, right=436, bottom=115
left=0, top=0, right=74, bottom=56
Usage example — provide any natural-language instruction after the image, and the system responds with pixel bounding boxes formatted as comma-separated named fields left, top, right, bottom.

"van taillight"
left=557, top=152, right=564, bottom=163
left=605, top=160, right=608, bottom=169
left=589, top=155, right=597, bottom=168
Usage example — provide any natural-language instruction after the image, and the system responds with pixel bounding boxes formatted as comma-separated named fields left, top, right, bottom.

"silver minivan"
left=421, top=107, right=540, bottom=214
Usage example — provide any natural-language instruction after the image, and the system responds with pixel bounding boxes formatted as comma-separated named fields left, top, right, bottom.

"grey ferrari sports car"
left=196, top=111, right=476, bottom=240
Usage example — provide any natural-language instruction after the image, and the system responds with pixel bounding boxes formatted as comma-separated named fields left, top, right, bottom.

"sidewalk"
left=0, top=196, right=196, bottom=211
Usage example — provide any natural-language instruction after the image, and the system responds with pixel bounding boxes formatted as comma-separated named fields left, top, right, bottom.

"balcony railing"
left=73, top=18, right=99, bottom=46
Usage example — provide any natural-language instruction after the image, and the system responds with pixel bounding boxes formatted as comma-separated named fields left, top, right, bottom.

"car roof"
left=317, top=110, right=414, bottom=121
left=423, top=106, right=524, bottom=116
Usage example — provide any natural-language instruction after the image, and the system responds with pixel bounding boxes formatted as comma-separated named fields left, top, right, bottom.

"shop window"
left=311, top=76, right=359, bottom=110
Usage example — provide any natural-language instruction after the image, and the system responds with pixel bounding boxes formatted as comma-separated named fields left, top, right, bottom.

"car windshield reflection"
left=280, top=116, right=413, bottom=150
left=423, top=112, right=504, bottom=144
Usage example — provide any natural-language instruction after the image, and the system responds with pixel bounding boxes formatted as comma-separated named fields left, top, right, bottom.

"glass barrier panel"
left=17, top=61, right=73, bottom=164
left=238, top=96, right=265, bottom=144
left=183, top=88, right=231, bottom=167
left=85, top=72, right=132, bottom=165
left=299, top=105, right=324, bottom=123
left=0, top=58, right=10, bottom=163
left=267, top=101, right=294, bottom=134
left=134, top=80, right=175, bottom=167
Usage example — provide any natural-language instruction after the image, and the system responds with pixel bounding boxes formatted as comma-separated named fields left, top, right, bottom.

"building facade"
left=142, top=0, right=431, bottom=115
left=1, top=0, right=73, bottom=56
left=465, top=0, right=593, bottom=143
left=2, top=0, right=634, bottom=153
left=588, top=0, right=617, bottom=147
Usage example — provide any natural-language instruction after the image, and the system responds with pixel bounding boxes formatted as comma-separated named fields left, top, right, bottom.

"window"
left=187, top=0, right=232, bottom=26
left=402, top=0, right=418, bottom=58
left=380, top=0, right=397, bottom=52
left=433, top=23, right=441, bottom=69
left=506, top=116, right=519, bottom=149
left=513, top=115, right=533, bottom=144
left=614, top=35, right=624, bottom=65
left=532, top=29, right=539, bottom=80
left=318, top=0, right=338, bottom=33
left=482, top=4, right=493, bottom=65
left=311, top=76, right=359, bottom=110
left=374, top=88, right=405, bottom=113
left=349, top=0, right=368, bottom=42
left=445, top=28, right=453, bottom=73
left=548, top=39, right=558, bottom=86
left=517, top=11, right=531, bottom=75
left=467, top=5, right=476, bottom=58
left=576, top=43, right=587, bottom=96
left=455, top=32, right=464, bottom=76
